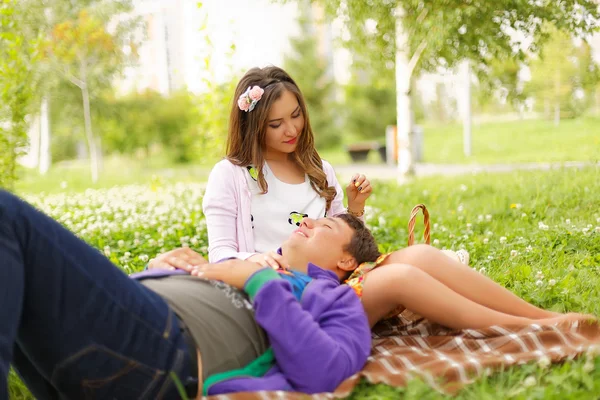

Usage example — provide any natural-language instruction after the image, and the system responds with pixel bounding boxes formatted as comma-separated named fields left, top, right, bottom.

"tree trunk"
left=395, top=6, right=415, bottom=181
left=81, top=83, right=99, bottom=183
left=39, top=96, right=51, bottom=175
left=461, top=60, right=472, bottom=157
left=554, top=69, right=560, bottom=127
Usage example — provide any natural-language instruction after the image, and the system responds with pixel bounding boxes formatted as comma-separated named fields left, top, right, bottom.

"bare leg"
left=360, top=263, right=539, bottom=329
left=381, top=245, right=558, bottom=319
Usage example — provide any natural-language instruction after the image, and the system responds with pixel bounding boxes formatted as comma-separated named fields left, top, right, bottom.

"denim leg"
left=12, top=344, right=58, bottom=400
left=0, top=190, right=195, bottom=399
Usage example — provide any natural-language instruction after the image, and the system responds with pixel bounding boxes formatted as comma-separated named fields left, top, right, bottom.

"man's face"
left=281, top=217, right=356, bottom=276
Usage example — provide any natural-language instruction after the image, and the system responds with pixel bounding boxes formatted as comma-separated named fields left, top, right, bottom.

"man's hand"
left=190, top=259, right=264, bottom=290
left=247, top=251, right=290, bottom=270
left=147, top=247, right=208, bottom=272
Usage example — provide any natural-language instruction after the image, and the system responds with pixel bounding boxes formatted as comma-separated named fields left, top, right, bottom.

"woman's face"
left=264, top=89, right=305, bottom=158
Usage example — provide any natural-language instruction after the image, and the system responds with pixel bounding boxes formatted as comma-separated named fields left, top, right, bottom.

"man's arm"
left=245, top=269, right=372, bottom=393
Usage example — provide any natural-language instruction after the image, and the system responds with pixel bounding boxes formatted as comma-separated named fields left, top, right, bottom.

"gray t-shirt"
left=141, top=275, right=269, bottom=379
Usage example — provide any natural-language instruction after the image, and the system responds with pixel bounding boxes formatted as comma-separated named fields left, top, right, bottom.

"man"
left=0, top=190, right=380, bottom=399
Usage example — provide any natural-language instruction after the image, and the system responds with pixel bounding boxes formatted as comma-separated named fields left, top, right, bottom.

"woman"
left=202, top=66, right=372, bottom=269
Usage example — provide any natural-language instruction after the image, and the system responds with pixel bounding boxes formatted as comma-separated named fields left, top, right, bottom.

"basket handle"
left=408, top=204, right=430, bottom=246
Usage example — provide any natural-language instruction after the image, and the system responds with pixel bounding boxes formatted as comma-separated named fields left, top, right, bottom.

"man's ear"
left=337, top=256, right=358, bottom=273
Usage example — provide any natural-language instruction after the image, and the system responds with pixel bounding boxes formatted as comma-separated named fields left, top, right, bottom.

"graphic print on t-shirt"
left=246, top=166, right=258, bottom=181
left=288, top=211, right=309, bottom=226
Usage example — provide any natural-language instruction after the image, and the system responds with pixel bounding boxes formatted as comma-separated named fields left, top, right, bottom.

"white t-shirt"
left=247, top=162, right=327, bottom=254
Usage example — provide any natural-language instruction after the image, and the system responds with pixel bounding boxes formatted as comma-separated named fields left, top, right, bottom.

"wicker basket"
left=407, top=204, right=430, bottom=246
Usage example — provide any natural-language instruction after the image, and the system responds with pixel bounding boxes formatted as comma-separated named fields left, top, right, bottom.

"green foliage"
left=303, top=0, right=600, bottom=78
left=342, top=67, right=396, bottom=142
left=0, top=0, right=41, bottom=189
left=527, top=26, right=600, bottom=120
left=95, top=90, right=200, bottom=163
left=284, top=5, right=340, bottom=148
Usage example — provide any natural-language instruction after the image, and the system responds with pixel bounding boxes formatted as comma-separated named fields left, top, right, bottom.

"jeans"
left=0, top=190, right=196, bottom=399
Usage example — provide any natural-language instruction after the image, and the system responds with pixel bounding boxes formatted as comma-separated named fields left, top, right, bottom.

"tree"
left=527, top=26, right=600, bottom=124
left=0, top=0, right=42, bottom=189
left=43, top=4, right=140, bottom=182
left=277, top=0, right=600, bottom=177
left=284, top=2, right=339, bottom=149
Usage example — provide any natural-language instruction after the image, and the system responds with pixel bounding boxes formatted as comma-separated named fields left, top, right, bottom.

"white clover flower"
left=568, top=264, right=576, bottom=272
left=485, top=214, right=492, bottom=221
left=526, top=245, right=533, bottom=253
left=523, top=376, right=536, bottom=387
left=536, top=280, right=544, bottom=287
left=537, top=356, right=551, bottom=369
left=118, top=240, right=125, bottom=248
left=457, top=205, right=464, bottom=213
left=103, top=246, right=111, bottom=257
left=538, top=222, right=549, bottom=231
left=549, top=279, right=556, bottom=286
left=460, top=184, right=468, bottom=191
left=466, top=223, right=472, bottom=229
left=486, top=231, right=493, bottom=236
left=487, top=256, right=494, bottom=260
left=134, top=239, right=140, bottom=246
left=582, top=227, right=590, bottom=234
left=139, top=254, right=149, bottom=263
left=596, top=227, right=600, bottom=233
left=433, top=223, right=439, bottom=229
left=500, top=236, right=507, bottom=243
left=536, top=270, right=544, bottom=279
left=479, top=267, right=486, bottom=274
left=433, top=239, right=440, bottom=246
left=478, top=215, right=484, bottom=222
left=521, top=213, right=527, bottom=218
left=483, top=238, right=489, bottom=244
left=586, top=344, right=600, bottom=359
left=191, top=237, right=199, bottom=246
left=565, top=219, right=571, bottom=224
left=124, top=251, right=131, bottom=258
left=511, top=250, right=519, bottom=257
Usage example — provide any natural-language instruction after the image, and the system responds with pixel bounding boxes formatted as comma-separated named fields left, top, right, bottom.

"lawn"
left=319, top=116, right=600, bottom=166
left=9, top=165, right=600, bottom=399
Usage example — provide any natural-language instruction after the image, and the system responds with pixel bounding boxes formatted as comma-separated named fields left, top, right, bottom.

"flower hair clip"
left=237, top=85, right=265, bottom=112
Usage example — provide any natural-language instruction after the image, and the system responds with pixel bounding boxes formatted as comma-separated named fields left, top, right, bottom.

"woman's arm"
left=202, top=161, right=257, bottom=262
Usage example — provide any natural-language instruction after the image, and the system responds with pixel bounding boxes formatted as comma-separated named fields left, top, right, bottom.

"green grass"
left=14, top=154, right=213, bottom=194
left=8, top=165, right=600, bottom=399
left=320, top=117, right=600, bottom=166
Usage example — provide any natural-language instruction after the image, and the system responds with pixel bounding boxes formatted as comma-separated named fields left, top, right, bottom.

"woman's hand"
left=247, top=251, right=290, bottom=270
left=148, top=247, right=208, bottom=272
left=345, top=173, right=373, bottom=212
left=191, top=259, right=264, bottom=290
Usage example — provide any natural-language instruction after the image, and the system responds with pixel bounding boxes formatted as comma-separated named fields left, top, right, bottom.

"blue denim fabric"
left=0, top=190, right=196, bottom=399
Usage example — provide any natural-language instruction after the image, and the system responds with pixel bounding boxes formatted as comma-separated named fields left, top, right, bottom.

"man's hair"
left=336, top=214, right=381, bottom=280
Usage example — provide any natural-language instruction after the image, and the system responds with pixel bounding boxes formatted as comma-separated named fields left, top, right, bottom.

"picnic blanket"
left=205, top=311, right=600, bottom=399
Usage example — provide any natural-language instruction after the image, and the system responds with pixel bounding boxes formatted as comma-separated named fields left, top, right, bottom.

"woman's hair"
left=226, top=66, right=336, bottom=209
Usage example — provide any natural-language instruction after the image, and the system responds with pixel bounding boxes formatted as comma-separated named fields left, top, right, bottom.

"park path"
left=333, top=160, right=600, bottom=182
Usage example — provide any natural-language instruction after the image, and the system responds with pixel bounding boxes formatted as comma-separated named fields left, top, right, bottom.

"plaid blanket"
left=205, top=311, right=600, bottom=399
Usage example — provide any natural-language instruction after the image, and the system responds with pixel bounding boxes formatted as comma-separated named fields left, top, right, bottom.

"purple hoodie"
left=131, top=263, right=371, bottom=395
